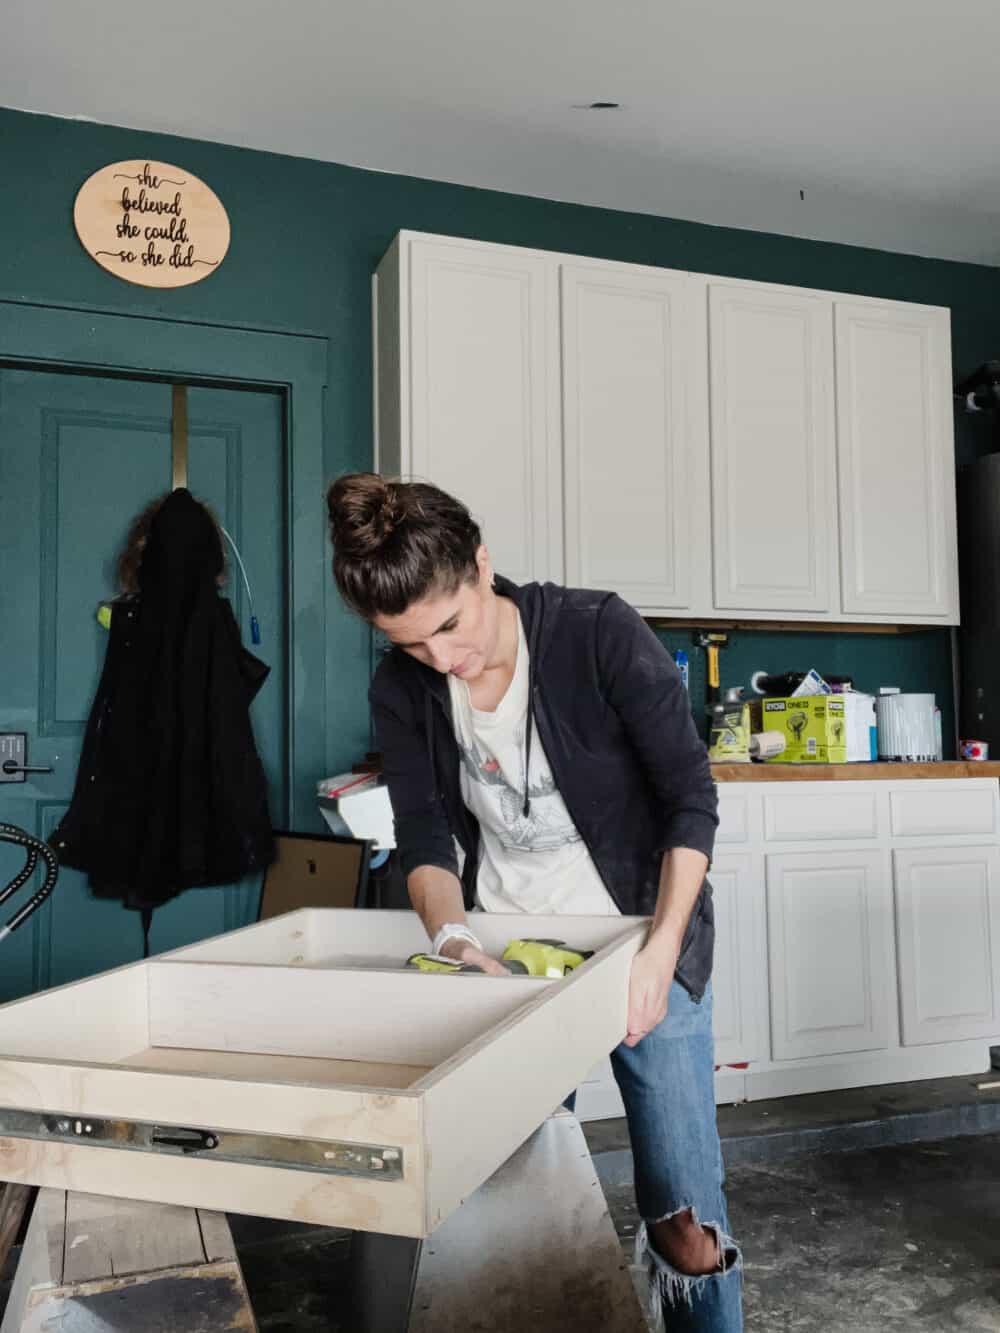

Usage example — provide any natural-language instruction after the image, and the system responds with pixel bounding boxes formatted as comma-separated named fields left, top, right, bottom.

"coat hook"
left=171, top=384, right=189, bottom=490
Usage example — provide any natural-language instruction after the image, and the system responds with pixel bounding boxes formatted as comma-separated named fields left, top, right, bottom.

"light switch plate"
left=0, top=732, right=27, bottom=783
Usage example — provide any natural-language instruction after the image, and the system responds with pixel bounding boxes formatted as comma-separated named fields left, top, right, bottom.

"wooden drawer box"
left=0, top=909, right=646, bottom=1239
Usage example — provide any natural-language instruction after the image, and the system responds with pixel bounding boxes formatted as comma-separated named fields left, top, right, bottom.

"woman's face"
left=373, top=547, right=500, bottom=681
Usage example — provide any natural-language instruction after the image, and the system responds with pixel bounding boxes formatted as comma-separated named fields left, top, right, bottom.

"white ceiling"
left=5, top=0, right=1000, bottom=265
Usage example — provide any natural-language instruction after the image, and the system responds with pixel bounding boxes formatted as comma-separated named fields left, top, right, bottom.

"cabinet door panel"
left=767, top=850, right=890, bottom=1060
left=408, top=238, right=562, bottom=584
left=894, top=846, right=1000, bottom=1045
left=562, top=265, right=705, bottom=611
left=711, top=854, right=767, bottom=1066
left=835, top=301, right=957, bottom=619
left=709, top=283, right=836, bottom=612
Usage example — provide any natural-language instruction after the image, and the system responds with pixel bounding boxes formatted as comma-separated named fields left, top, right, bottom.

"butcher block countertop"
left=712, top=761, right=1000, bottom=782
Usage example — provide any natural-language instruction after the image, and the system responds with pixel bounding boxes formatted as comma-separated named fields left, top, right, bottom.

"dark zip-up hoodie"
left=370, top=577, right=719, bottom=998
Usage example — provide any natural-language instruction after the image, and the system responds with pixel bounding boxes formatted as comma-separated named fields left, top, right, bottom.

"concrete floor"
left=605, top=1132, right=1000, bottom=1332
left=739, top=1133, right=1000, bottom=1332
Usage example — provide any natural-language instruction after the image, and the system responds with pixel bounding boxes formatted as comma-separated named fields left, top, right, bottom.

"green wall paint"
left=3, top=106, right=998, bottom=780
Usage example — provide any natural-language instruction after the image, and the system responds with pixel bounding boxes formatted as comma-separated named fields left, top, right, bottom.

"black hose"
left=0, top=823, right=59, bottom=941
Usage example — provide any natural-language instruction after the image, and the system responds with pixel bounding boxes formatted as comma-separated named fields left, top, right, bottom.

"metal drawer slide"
left=0, top=1107, right=403, bottom=1180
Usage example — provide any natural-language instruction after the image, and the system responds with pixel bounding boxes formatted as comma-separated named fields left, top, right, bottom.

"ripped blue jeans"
left=610, top=981, right=743, bottom=1332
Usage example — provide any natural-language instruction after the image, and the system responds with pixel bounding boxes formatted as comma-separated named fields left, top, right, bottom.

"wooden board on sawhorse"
left=350, top=1110, right=649, bottom=1332
left=1, top=1189, right=256, bottom=1332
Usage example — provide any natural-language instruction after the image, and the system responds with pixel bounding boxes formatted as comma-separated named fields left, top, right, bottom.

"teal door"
left=0, top=368, right=287, bottom=1001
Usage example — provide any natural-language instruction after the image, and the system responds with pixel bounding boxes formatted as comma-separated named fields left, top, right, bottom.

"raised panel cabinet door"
left=766, top=850, right=891, bottom=1060
left=893, top=846, right=1000, bottom=1045
left=708, top=282, right=837, bottom=613
left=834, top=301, right=958, bottom=620
left=710, top=854, right=768, bottom=1067
left=406, top=237, right=562, bottom=585
left=561, top=264, right=708, bottom=612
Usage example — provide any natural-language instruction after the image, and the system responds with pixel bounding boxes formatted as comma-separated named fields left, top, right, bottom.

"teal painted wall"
left=3, top=106, right=999, bottom=777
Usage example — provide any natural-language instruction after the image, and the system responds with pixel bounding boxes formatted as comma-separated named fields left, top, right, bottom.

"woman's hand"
left=440, top=936, right=511, bottom=977
left=623, top=937, right=679, bottom=1047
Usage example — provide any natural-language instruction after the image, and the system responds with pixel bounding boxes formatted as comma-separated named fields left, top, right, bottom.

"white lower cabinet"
left=710, top=853, right=767, bottom=1067
left=894, top=845, right=1000, bottom=1046
left=766, top=849, right=891, bottom=1060
left=576, top=779, right=1000, bottom=1120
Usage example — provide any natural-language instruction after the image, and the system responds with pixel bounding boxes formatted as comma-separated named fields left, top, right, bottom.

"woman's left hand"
left=623, top=940, right=679, bottom=1047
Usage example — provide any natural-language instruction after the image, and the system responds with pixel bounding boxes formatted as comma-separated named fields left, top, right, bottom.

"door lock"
left=0, top=734, right=53, bottom=783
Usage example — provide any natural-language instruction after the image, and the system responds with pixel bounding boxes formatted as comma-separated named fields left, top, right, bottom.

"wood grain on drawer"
left=763, top=790, right=879, bottom=842
left=890, top=785, right=998, bottom=838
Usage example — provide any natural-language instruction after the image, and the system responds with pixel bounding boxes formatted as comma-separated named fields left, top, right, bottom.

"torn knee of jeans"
left=636, top=1213, right=741, bottom=1325
left=650, top=1206, right=735, bottom=1277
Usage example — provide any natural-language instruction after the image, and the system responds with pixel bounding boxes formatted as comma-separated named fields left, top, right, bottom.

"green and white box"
left=756, top=693, right=876, bottom=764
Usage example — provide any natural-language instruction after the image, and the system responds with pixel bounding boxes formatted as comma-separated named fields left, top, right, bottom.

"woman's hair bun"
left=327, top=472, right=406, bottom=558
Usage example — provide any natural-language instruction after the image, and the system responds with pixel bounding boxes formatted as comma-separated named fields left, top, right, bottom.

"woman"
left=327, top=473, right=742, bottom=1331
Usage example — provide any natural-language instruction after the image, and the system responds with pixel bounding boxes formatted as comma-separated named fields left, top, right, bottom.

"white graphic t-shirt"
left=447, top=614, right=620, bottom=916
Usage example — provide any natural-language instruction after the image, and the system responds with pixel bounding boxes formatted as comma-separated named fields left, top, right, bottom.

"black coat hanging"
left=53, top=489, right=275, bottom=918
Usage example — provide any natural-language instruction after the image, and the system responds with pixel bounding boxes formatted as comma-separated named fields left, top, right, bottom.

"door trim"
left=0, top=298, right=328, bottom=828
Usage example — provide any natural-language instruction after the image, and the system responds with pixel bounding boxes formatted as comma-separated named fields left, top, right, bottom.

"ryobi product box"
left=752, top=694, right=877, bottom=764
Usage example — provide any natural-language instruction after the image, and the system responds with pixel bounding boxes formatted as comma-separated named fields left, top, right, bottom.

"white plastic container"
left=876, top=691, right=937, bottom=762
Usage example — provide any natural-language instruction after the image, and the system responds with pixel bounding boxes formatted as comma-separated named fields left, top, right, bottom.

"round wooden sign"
left=74, top=160, right=230, bottom=288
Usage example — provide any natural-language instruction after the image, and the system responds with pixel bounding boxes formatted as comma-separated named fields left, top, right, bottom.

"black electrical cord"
left=0, top=822, right=59, bottom=942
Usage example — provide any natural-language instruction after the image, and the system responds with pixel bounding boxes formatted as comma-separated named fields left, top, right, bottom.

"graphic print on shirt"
left=455, top=724, right=584, bottom=852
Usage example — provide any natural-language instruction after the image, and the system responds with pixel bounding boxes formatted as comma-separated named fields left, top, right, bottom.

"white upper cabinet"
left=560, top=262, right=709, bottom=612
left=374, top=232, right=959, bottom=624
left=707, top=281, right=837, bottom=613
left=375, top=233, right=563, bottom=586
left=834, top=300, right=959, bottom=620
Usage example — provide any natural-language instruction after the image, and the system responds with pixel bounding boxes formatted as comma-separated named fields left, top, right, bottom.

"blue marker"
left=673, top=649, right=689, bottom=691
